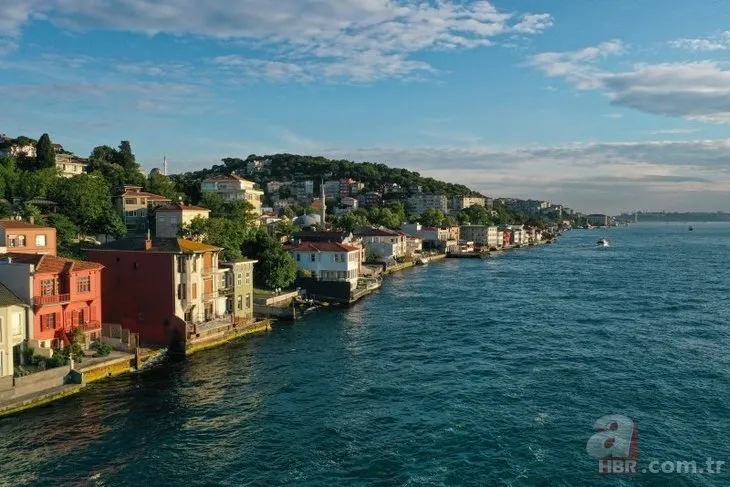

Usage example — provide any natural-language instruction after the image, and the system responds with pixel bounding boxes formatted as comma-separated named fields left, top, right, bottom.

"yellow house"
left=0, top=283, right=28, bottom=378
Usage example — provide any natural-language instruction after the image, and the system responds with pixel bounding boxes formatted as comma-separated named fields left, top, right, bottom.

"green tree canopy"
left=241, top=229, right=296, bottom=290
left=35, top=133, right=56, bottom=170
left=419, top=208, right=446, bottom=227
left=51, top=174, right=123, bottom=237
left=146, top=168, right=179, bottom=200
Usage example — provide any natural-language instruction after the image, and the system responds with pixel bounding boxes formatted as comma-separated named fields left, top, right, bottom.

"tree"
left=256, top=247, right=297, bottom=290
left=46, top=214, right=79, bottom=249
left=241, top=229, right=297, bottom=289
left=117, top=141, right=136, bottom=169
left=35, top=133, right=56, bottom=170
left=15, top=167, right=59, bottom=201
left=337, top=211, right=369, bottom=232
left=51, top=174, right=120, bottom=237
left=419, top=208, right=446, bottom=227
left=146, top=168, right=179, bottom=200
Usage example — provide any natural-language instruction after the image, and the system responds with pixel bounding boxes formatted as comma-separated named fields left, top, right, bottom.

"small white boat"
left=597, top=239, right=609, bottom=247
left=415, top=256, right=430, bottom=265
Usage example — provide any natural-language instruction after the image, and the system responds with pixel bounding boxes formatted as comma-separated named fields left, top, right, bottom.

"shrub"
left=91, top=342, right=113, bottom=357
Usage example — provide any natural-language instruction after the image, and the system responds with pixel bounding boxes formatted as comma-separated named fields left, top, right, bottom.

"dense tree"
left=336, top=211, right=369, bottom=232
left=419, top=208, right=446, bottom=227
left=459, top=205, right=493, bottom=226
left=51, top=174, right=124, bottom=237
left=146, top=168, right=179, bottom=200
left=241, top=229, right=297, bottom=290
left=35, top=133, right=56, bottom=170
left=15, top=167, right=58, bottom=201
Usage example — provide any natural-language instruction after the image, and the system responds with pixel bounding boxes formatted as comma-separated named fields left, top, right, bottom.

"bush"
left=45, top=352, right=69, bottom=369
left=91, top=342, right=113, bottom=357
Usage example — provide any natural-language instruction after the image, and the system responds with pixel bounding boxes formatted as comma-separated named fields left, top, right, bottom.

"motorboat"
left=689, top=225, right=694, bottom=231
left=597, top=239, right=609, bottom=247
left=415, top=255, right=430, bottom=265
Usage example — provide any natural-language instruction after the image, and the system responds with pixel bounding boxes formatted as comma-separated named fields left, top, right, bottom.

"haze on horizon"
left=1, top=0, right=729, bottom=215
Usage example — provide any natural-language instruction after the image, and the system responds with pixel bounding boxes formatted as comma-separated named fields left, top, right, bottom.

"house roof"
left=95, top=237, right=221, bottom=253
left=203, top=174, right=252, bottom=183
left=155, top=203, right=210, bottom=212
left=0, top=219, right=54, bottom=230
left=286, top=242, right=360, bottom=253
left=297, top=231, right=349, bottom=242
left=353, top=227, right=402, bottom=237
left=2, top=253, right=103, bottom=273
left=118, top=187, right=171, bottom=201
left=0, top=283, right=26, bottom=307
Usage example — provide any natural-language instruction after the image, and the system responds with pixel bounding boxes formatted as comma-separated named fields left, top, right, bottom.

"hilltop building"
left=201, top=175, right=264, bottom=215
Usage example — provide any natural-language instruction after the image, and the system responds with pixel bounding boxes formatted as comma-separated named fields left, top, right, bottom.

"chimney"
left=144, top=229, right=153, bottom=250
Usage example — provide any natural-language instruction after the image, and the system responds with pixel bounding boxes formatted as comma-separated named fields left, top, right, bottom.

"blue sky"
left=2, top=0, right=730, bottom=213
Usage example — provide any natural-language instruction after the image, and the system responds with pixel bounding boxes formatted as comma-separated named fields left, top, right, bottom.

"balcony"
left=76, top=321, right=101, bottom=331
left=33, top=293, right=71, bottom=306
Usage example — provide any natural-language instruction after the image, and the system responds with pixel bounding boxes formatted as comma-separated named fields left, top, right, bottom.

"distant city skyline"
left=2, top=1, right=730, bottom=214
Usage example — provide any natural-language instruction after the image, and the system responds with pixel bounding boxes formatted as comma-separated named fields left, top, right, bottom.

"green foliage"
left=336, top=211, right=369, bottom=232
left=47, top=213, right=79, bottom=249
left=87, top=141, right=145, bottom=192
left=19, top=204, right=45, bottom=225
left=146, top=168, right=179, bottom=200
left=419, top=208, right=446, bottom=227
left=458, top=205, right=493, bottom=226
left=91, top=342, right=113, bottom=357
left=35, top=133, right=56, bottom=170
left=242, top=229, right=297, bottom=290
left=51, top=174, right=123, bottom=237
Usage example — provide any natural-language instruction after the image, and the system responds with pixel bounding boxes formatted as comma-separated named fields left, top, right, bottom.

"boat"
left=415, top=255, right=430, bottom=265
left=689, top=225, right=694, bottom=231
left=597, top=239, right=609, bottom=247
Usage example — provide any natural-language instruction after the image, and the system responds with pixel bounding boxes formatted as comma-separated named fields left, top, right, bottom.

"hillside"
left=171, top=153, right=482, bottom=202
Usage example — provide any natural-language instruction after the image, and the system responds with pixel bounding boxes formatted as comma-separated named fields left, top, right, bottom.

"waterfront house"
left=0, top=219, right=57, bottom=256
left=0, top=283, right=28, bottom=378
left=406, top=235, right=423, bottom=256
left=586, top=214, right=610, bottom=226
left=459, top=225, right=500, bottom=249
left=286, top=241, right=361, bottom=291
left=87, top=237, right=227, bottom=348
left=114, top=185, right=171, bottom=234
left=219, top=259, right=257, bottom=323
left=353, top=227, right=408, bottom=262
left=401, top=223, right=457, bottom=252
left=155, top=203, right=211, bottom=239
left=0, top=253, right=104, bottom=356
left=200, top=175, right=264, bottom=215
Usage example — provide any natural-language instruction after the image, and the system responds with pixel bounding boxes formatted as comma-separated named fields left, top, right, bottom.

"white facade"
left=156, top=205, right=211, bottom=239
left=451, top=196, right=486, bottom=210
left=288, top=243, right=361, bottom=290
left=357, top=231, right=408, bottom=260
left=459, top=225, right=500, bottom=247
left=0, top=303, right=26, bottom=378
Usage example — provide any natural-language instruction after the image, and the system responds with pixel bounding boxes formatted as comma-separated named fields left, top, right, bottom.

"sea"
left=1, top=222, right=729, bottom=486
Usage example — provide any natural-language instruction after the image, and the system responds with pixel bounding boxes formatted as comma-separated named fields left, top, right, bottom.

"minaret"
left=163, top=155, right=168, bottom=176
left=320, top=178, right=326, bottom=228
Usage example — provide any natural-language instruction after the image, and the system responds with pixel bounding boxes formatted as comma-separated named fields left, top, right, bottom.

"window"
left=311, top=253, right=316, bottom=262
left=125, top=198, right=137, bottom=205
left=245, top=271, right=250, bottom=284
left=7, top=235, right=16, bottom=247
left=177, top=256, right=184, bottom=273
left=236, top=273, right=242, bottom=286
left=35, top=234, right=46, bottom=247
left=296, top=253, right=300, bottom=262
left=77, top=276, right=91, bottom=293
left=0, top=317, right=3, bottom=344
left=41, top=279, right=54, bottom=296
left=177, top=283, right=187, bottom=300
left=42, top=313, right=56, bottom=331
left=245, top=293, right=251, bottom=308
left=237, top=295, right=243, bottom=311
left=18, top=235, right=25, bottom=247
left=79, top=308, right=85, bottom=324
left=191, top=257, right=197, bottom=272
left=192, top=282, right=198, bottom=299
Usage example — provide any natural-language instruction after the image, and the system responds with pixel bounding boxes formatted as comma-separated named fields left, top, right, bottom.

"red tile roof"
left=0, top=219, right=54, bottom=230
left=286, top=242, right=360, bottom=253
left=2, top=253, right=103, bottom=273
left=118, top=187, right=171, bottom=201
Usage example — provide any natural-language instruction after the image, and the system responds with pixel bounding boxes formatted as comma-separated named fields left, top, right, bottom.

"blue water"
left=1, top=223, right=729, bottom=486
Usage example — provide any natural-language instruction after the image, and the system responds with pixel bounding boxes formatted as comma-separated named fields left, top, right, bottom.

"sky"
left=1, top=0, right=730, bottom=214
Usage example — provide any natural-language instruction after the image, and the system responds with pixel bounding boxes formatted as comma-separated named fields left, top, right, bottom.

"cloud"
left=530, top=41, right=730, bottom=123
left=314, top=138, right=730, bottom=212
left=605, top=113, right=623, bottom=119
left=669, top=32, right=730, bottom=51
left=645, top=128, right=700, bottom=135
left=0, top=1, right=552, bottom=81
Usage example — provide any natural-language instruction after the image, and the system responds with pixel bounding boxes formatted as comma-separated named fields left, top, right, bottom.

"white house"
left=287, top=242, right=361, bottom=290
left=155, top=204, right=211, bottom=239
left=459, top=225, right=500, bottom=248
left=354, top=227, right=408, bottom=262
